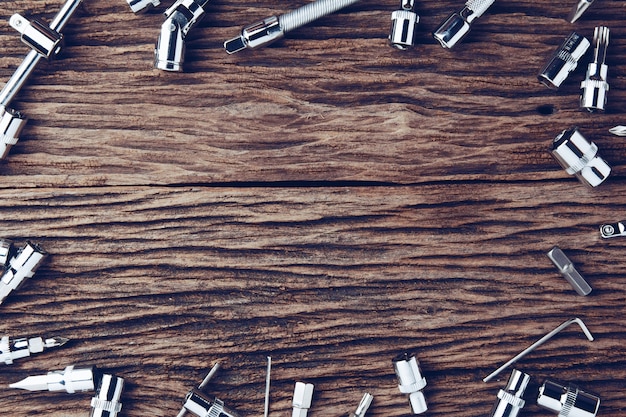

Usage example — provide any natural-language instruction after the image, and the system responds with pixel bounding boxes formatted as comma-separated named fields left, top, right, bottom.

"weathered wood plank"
left=0, top=185, right=623, bottom=416
left=0, top=1, right=625, bottom=186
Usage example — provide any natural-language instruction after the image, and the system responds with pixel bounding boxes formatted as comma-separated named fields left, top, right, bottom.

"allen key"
left=483, top=318, right=594, bottom=383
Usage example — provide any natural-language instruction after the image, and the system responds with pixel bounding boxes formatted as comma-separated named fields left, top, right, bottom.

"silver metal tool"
left=0, top=108, right=28, bottom=159
left=0, top=0, right=83, bottom=160
left=537, top=379, right=600, bottom=417
left=0, top=241, right=47, bottom=306
left=547, top=246, right=592, bottom=296
left=127, top=0, right=161, bottom=13
left=580, top=26, right=609, bottom=112
left=432, top=0, right=496, bottom=49
left=176, top=363, right=242, bottom=417
left=538, top=32, right=590, bottom=89
left=10, top=14, right=63, bottom=60
left=0, top=335, right=69, bottom=365
left=90, top=374, right=124, bottom=417
left=609, top=125, right=626, bottom=136
left=224, top=0, right=361, bottom=54
left=292, top=382, right=314, bottom=417
left=489, top=369, right=530, bottom=417
left=568, top=0, right=596, bottom=23
left=550, top=127, right=610, bottom=188
left=349, top=393, right=373, bottom=417
left=393, top=353, right=427, bottom=414
left=0, top=239, right=14, bottom=266
left=483, top=318, right=594, bottom=383
left=10, top=365, right=97, bottom=393
left=155, top=0, right=212, bottom=72
left=389, top=0, right=419, bottom=50
left=265, top=357, right=271, bottom=417
left=600, top=221, right=626, bottom=238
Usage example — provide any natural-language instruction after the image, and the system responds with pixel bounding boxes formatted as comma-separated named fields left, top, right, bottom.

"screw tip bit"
left=9, top=375, right=50, bottom=391
left=44, top=336, right=70, bottom=348
left=568, top=0, right=595, bottom=23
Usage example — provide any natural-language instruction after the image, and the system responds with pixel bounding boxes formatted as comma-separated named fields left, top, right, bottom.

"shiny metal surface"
left=538, top=32, right=590, bottom=89
left=580, top=26, right=609, bottom=112
left=393, top=353, right=427, bottom=414
left=483, top=318, right=594, bottom=382
left=433, top=0, right=496, bottom=49
left=547, top=246, right=592, bottom=296
left=550, top=127, right=610, bottom=187
left=0, top=242, right=47, bottom=305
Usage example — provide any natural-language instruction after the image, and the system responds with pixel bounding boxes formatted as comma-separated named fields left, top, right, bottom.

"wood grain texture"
left=0, top=1, right=625, bottom=186
left=0, top=0, right=625, bottom=417
left=0, top=185, right=624, bottom=416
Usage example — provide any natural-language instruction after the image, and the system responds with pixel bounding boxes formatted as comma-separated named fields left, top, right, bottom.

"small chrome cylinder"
left=0, top=107, right=28, bottom=160
left=538, top=32, right=590, bottom=89
left=550, top=127, right=610, bottom=187
left=537, top=379, right=600, bottom=417
left=489, top=369, right=530, bottom=417
left=389, top=0, right=419, bottom=50
left=9, top=14, right=63, bottom=59
left=292, top=382, right=314, bottom=417
left=48, top=365, right=97, bottom=393
left=580, top=26, right=609, bottom=112
left=433, top=0, right=495, bottom=49
left=90, top=374, right=124, bottom=417
left=393, top=353, right=427, bottom=414
left=180, top=390, right=241, bottom=417
left=0, top=239, right=14, bottom=266
left=242, top=16, right=284, bottom=50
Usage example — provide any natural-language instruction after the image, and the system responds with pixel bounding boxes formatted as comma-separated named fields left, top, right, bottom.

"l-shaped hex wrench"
left=483, top=318, right=594, bottom=382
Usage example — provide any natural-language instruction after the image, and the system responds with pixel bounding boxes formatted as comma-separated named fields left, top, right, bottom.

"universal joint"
left=155, top=0, right=211, bottom=72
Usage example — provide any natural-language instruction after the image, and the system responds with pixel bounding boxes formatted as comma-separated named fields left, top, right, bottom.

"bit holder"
left=393, top=353, right=428, bottom=414
left=389, top=0, right=419, bottom=49
left=580, top=26, right=609, bottom=112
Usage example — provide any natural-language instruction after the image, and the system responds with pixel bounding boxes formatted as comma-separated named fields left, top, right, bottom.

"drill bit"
left=10, top=365, right=97, bottom=393
left=0, top=335, right=69, bottom=365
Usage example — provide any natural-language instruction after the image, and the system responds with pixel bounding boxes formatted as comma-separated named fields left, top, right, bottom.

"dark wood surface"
left=0, top=0, right=625, bottom=416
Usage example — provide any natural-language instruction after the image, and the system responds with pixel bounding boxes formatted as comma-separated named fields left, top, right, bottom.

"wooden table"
left=0, top=0, right=624, bottom=416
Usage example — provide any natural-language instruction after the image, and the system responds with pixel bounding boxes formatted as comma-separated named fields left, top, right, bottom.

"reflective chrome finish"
left=550, top=127, right=610, bottom=187
left=580, top=26, right=609, bottom=112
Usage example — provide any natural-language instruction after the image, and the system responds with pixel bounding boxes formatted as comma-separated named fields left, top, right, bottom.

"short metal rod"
left=264, top=356, right=272, bottom=417
left=483, top=318, right=594, bottom=382
left=49, top=0, right=83, bottom=32
left=0, top=51, right=41, bottom=107
left=198, top=362, right=220, bottom=389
